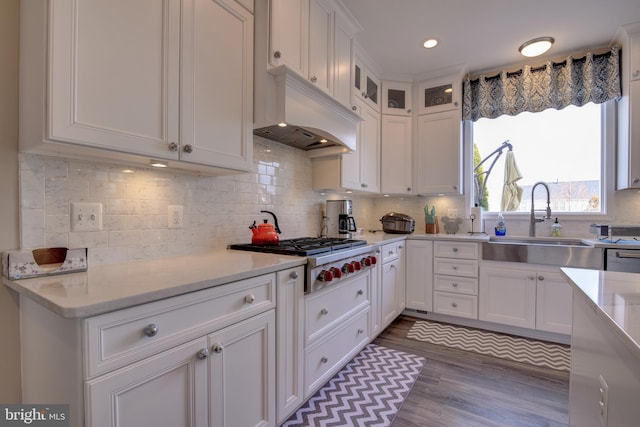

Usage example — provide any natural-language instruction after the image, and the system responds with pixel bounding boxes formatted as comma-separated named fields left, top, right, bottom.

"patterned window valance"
left=462, top=47, right=621, bottom=122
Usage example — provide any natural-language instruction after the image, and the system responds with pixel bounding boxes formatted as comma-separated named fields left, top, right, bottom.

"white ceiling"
left=340, top=0, right=640, bottom=80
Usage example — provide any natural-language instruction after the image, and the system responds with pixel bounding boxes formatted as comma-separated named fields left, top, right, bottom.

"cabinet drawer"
left=381, top=241, right=404, bottom=264
left=433, top=292, right=478, bottom=319
left=305, top=308, right=369, bottom=396
left=434, top=274, right=478, bottom=295
left=84, top=273, right=275, bottom=378
left=434, top=258, right=478, bottom=278
left=305, top=272, right=370, bottom=345
left=434, top=241, right=478, bottom=259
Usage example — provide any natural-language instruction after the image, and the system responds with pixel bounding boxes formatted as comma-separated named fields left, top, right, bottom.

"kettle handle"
left=260, top=210, right=281, bottom=234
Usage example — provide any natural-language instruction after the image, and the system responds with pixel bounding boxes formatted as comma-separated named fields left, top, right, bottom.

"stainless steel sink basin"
left=483, top=236, right=603, bottom=268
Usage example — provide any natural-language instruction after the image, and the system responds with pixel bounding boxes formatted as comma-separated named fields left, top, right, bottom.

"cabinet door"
left=209, top=310, right=276, bottom=427
left=180, top=0, right=253, bottom=171
left=381, top=115, right=413, bottom=195
left=360, top=103, right=381, bottom=193
left=340, top=100, right=363, bottom=190
left=269, top=0, right=307, bottom=74
left=86, top=338, right=209, bottom=427
left=479, top=266, right=536, bottom=329
left=333, top=12, right=354, bottom=108
left=353, top=56, right=380, bottom=111
left=417, top=75, right=461, bottom=115
left=415, top=109, right=462, bottom=195
left=381, top=259, right=401, bottom=328
left=405, top=240, right=433, bottom=311
left=276, top=267, right=305, bottom=424
left=308, top=0, right=333, bottom=95
left=382, top=81, right=413, bottom=116
left=49, top=0, right=181, bottom=159
left=536, top=271, right=573, bottom=334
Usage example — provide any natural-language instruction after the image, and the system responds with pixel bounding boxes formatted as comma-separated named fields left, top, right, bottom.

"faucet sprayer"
left=528, top=182, right=552, bottom=237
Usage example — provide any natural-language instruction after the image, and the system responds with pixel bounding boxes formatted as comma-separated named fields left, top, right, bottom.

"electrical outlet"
left=168, top=205, right=184, bottom=229
left=70, top=202, right=103, bottom=232
left=599, top=375, right=609, bottom=426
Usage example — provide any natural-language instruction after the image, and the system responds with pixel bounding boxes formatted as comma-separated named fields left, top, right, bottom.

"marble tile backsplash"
left=19, top=137, right=324, bottom=265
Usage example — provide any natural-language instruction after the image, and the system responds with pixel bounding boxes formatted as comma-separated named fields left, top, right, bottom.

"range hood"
left=254, top=65, right=362, bottom=158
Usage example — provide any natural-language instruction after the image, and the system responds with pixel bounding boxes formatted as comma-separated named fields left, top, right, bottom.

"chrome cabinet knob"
left=273, top=50, right=281, bottom=59
left=320, top=308, right=328, bottom=315
left=212, top=344, right=223, bottom=353
left=352, top=105, right=358, bottom=111
left=451, top=302, right=458, bottom=308
left=452, top=282, right=458, bottom=287
left=633, top=177, right=640, bottom=184
left=529, top=275, right=536, bottom=280
left=290, top=271, right=298, bottom=280
left=183, top=144, right=193, bottom=154
left=357, top=289, right=364, bottom=296
left=310, top=76, right=317, bottom=83
left=168, top=142, right=178, bottom=152
left=321, top=356, right=328, bottom=364
left=144, top=324, right=159, bottom=337
left=452, top=247, right=458, bottom=252
left=357, top=328, right=364, bottom=334
left=538, top=275, right=545, bottom=281
left=197, top=348, right=209, bottom=359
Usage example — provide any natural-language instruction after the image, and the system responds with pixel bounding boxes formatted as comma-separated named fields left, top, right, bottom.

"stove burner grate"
left=228, top=237, right=367, bottom=256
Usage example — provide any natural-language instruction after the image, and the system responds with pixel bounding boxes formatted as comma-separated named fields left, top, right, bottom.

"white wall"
left=0, top=0, right=22, bottom=403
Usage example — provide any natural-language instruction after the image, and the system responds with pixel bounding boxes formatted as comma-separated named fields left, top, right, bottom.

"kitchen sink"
left=483, top=236, right=603, bottom=268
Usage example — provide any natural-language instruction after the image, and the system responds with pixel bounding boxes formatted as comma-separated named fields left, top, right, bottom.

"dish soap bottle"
left=551, top=218, right=562, bottom=237
left=495, top=213, right=507, bottom=236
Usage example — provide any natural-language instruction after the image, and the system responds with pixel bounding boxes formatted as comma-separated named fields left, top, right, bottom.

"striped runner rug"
left=407, top=320, right=570, bottom=371
left=282, top=343, right=425, bottom=427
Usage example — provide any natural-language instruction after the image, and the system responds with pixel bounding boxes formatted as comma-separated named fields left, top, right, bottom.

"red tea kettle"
left=250, top=210, right=281, bottom=245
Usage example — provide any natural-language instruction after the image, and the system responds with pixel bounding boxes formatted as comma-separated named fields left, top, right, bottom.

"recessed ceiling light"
left=518, top=36, right=554, bottom=57
left=320, top=138, right=327, bottom=143
left=422, top=38, right=438, bottom=49
left=277, top=122, right=287, bottom=127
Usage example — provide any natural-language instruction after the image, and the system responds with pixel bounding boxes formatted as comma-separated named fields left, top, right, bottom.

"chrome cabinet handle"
left=144, top=324, right=159, bottom=337
left=245, top=294, right=255, bottom=304
left=168, top=142, right=179, bottom=152
left=197, top=348, right=209, bottom=359
left=183, top=144, right=193, bottom=154
left=212, top=344, right=223, bottom=354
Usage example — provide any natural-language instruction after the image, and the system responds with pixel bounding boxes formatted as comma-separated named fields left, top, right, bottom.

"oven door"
left=605, top=248, right=640, bottom=272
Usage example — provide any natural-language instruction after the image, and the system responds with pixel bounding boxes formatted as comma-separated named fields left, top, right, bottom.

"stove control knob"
left=361, top=257, right=372, bottom=267
left=369, top=255, right=377, bottom=265
left=330, top=267, right=342, bottom=279
left=317, top=269, right=333, bottom=282
left=351, top=261, right=362, bottom=271
left=342, top=263, right=355, bottom=274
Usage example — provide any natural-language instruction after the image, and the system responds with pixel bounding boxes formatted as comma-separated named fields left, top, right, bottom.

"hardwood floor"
left=374, top=315, right=570, bottom=427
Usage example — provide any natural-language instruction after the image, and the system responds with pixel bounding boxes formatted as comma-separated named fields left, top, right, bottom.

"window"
left=472, top=102, right=604, bottom=214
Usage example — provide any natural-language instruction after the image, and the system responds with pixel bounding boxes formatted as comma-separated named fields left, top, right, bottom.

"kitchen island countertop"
left=561, top=267, right=640, bottom=359
left=3, top=249, right=306, bottom=319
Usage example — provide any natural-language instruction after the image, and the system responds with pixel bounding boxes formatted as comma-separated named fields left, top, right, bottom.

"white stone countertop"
left=3, top=249, right=306, bottom=319
left=561, top=267, right=640, bottom=359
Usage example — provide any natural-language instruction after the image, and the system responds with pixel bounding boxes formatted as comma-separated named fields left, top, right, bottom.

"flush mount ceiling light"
left=149, top=159, right=168, bottom=168
left=518, top=36, right=554, bottom=57
left=422, top=38, right=438, bottom=49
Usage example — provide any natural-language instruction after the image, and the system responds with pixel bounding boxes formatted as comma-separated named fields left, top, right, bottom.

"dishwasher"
left=605, top=248, right=640, bottom=272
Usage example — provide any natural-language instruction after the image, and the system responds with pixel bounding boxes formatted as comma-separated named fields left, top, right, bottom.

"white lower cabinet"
left=304, top=270, right=372, bottom=397
left=405, top=240, right=434, bottom=311
left=433, top=241, right=479, bottom=319
left=380, top=241, right=406, bottom=330
left=479, top=262, right=572, bottom=334
left=20, top=272, right=279, bottom=427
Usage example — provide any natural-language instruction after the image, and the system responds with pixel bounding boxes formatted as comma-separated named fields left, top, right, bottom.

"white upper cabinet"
left=353, top=54, right=381, bottom=112
left=269, top=0, right=308, bottom=74
left=417, top=74, right=461, bottom=115
left=382, top=81, right=413, bottom=116
left=19, top=0, right=253, bottom=174
left=308, top=0, right=334, bottom=95
left=381, top=115, right=412, bottom=195
left=333, top=8, right=357, bottom=108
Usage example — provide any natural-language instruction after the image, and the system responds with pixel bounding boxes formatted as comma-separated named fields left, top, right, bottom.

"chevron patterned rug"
left=282, top=343, right=425, bottom=427
left=407, top=320, right=570, bottom=371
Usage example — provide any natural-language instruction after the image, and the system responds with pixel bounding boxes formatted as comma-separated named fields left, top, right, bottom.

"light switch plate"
left=71, top=202, right=103, bottom=232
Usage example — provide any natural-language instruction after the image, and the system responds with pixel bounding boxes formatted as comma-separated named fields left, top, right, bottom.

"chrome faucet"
left=529, top=182, right=552, bottom=237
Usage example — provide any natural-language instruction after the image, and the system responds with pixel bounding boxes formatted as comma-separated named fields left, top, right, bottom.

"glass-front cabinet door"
left=353, top=55, right=380, bottom=111
left=382, top=81, right=412, bottom=116
left=418, top=75, right=461, bottom=115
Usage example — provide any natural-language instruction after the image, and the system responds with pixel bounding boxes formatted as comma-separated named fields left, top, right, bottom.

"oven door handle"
left=614, top=251, right=640, bottom=259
